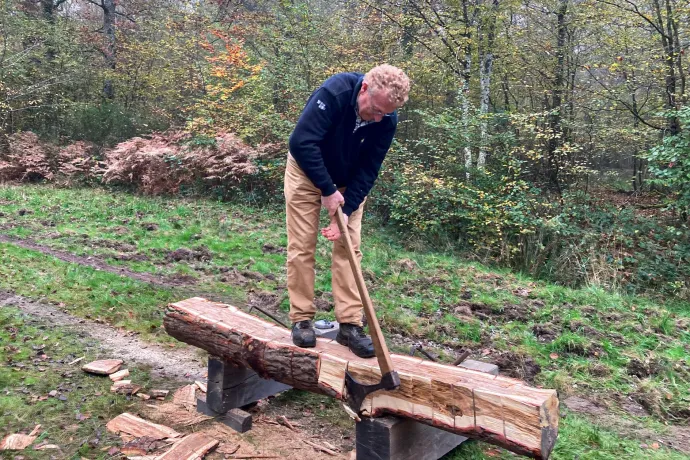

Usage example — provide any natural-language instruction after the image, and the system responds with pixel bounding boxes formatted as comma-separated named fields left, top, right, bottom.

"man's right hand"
left=321, top=190, right=345, bottom=216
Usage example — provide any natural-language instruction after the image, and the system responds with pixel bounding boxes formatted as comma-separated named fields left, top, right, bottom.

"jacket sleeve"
left=342, top=122, right=396, bottom=216
left=288, top=88, right=339, bottom=197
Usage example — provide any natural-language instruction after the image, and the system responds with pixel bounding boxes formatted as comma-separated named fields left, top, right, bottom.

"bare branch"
left=583, top=66, right=664, bottom=130
left=358, top=0, right=465, bottom=79
left=115, top=10, right=136, bottom=23
left=594, top=0, right=670, bottom=40
left=83, top=0, right=104, bottom=9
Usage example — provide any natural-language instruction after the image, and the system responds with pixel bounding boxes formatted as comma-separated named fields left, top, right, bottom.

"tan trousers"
left=284, top=156, right=364, bottom=326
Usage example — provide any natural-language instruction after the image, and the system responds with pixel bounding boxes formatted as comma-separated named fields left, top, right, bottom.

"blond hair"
left=364, top=64, right=410, bottom=107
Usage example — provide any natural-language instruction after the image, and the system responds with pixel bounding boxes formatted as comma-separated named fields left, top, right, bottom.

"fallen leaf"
left=0, top=425, right=40, bottom=450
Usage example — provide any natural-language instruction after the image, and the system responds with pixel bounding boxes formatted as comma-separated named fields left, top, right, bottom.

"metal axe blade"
left=345, top=369, right=400, bottom=413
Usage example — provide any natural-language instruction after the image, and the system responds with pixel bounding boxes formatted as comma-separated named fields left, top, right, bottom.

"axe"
left=334, top=207, right=400, bottom=414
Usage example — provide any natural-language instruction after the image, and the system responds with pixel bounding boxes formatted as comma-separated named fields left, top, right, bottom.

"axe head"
left=344, top=369, right=400, bottom=413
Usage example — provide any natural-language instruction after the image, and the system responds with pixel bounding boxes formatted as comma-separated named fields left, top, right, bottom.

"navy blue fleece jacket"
left=288, top=72, right=398, bottom=216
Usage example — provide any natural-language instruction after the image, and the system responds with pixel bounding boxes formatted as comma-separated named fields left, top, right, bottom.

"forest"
left=1, top=1, right=690, bottom=458
left=2, top=0, right=689, bottom=298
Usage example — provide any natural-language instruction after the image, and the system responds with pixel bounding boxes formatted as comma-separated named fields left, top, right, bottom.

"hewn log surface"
left=164, top=297, right=559, bottom=459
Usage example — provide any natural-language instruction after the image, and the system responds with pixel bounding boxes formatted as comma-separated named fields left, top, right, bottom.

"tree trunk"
left=546, top=0, right=568, bottom=193
left=477, top=0, right=499, bottom=169
left=651, top=0, right=678, bottom=134
left=462, top=0, right=473, bottom=179
left=164, top=297, right=560, bottom=460
left=103, top=0, right=116, bottom=99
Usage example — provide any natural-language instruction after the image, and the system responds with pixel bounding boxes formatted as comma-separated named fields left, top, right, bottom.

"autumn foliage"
left=1, top=131, right=277, bottom=196
left=0, top=132, right=56, bottom=182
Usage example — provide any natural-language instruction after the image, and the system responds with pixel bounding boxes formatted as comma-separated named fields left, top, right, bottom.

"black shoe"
left=292, top=320, right=316, bottom=348
left=336, top=323, right=375, bottom=358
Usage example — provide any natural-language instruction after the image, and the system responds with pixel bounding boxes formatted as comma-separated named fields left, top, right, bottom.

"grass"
left=446, top=413, right=689, bottom=460
left=1, top=183, right=689, bottom=458
left=0, top=306, right=153, bottom=459
left=0, top=243, right=179, bottom=339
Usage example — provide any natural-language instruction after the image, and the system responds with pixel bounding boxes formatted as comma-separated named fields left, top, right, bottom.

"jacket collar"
left=350, top=75, right=364, bottom=108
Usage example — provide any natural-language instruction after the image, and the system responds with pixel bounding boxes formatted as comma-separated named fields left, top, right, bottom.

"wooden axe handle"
left=334, top=206, right=395, bottom=375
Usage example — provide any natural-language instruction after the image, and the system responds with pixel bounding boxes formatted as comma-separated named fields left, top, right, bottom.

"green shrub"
left=63, top=102, right=167, bottom=146
left=644, top=106, right=690, bottom=218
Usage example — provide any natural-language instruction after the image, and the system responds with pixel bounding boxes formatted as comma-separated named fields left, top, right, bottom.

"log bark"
left=164, top=298, right=559, bottom=459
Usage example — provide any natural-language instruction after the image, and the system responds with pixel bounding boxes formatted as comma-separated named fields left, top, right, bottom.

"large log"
left=164, top=297, right=559, bottom=459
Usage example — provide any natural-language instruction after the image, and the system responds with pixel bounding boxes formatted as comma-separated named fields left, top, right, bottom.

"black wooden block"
left=356, top=416, right=466, bottom=460
left=197, top=398, right=252, bottom=433
left=206, top=356, right=291, bottom=413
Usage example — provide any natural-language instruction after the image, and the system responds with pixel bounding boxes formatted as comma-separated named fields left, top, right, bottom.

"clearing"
left=1, top=184, right=689, bottom=459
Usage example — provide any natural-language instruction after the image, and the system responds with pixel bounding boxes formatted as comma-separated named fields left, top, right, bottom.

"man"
left=285, top=64, right=410, bottom=358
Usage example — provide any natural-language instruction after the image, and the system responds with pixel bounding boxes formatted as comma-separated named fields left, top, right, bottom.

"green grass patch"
left=0, top=307, right=152, bottom=458
left=0, top=243, right=179, bottom=338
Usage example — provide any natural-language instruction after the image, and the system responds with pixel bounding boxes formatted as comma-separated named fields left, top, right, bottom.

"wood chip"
left=68, top=356, right=85, bottom=365
left=323, top=441, right=337, bottom=451
left=216, top=444, right=240, bottom=455
left=0, top=425, right=40, bottom=450
left=35, top=444, right=60, bottom=450
left=121, top=446, right=147, bottom=456
left=194, top=380, right=207, bottom=393
left=110, top=369, right=130, bottom=382
left=304, top=439, right=337, bottom=456
left=111, top=383, right=142, bottom=395
left=137, top=393, right=151, bottom=400
left=106, top=413, right=181, bottom=440
left=227, top=456, right=279, bottom=459
left=276, top=416, right=297, bottom=432
left=173, top=385, right=197, bottom=408
left=157, top=432, right=219, bottom=460
left=150, top=389, right=170, bottom=399
left=82, top=359, right=123, bottom=375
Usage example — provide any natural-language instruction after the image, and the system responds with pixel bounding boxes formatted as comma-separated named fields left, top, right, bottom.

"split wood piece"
left=304, top=439, right=337, bottom=456
left=157, top=432, right=219, bottom=460
left=151, top=389, right=170, bottom=399
left=173, top=385, right=197, bottom=408
left=194, top=380, right=207, bottom=393
left=111, top=381, right=142, bottom=395
left=110, top=369, right=130, bottom=382
left=82, top=359, right=123, bottom=375
left=0, top=425, right=40, bottom=450
left=164, top=297, right=559, bottom=459
left=106, top=413, right=182, bottom=440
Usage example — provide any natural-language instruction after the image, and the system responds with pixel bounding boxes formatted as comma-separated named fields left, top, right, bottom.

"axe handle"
left=335, top=206, right=395, bottom=376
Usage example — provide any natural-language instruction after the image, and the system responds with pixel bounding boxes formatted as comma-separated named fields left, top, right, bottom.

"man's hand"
left=321, top=213, right=348, bottom=241
left=321, top=190, right=345, bottom=216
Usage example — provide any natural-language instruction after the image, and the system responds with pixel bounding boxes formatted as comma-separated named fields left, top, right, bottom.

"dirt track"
left=0, top=290, right=206, bottom=380
left=0, top=234, right=193, bottom=288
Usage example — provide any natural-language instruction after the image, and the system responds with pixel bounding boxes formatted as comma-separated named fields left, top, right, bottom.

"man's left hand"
left=321, top=214, right=348, bottom=241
